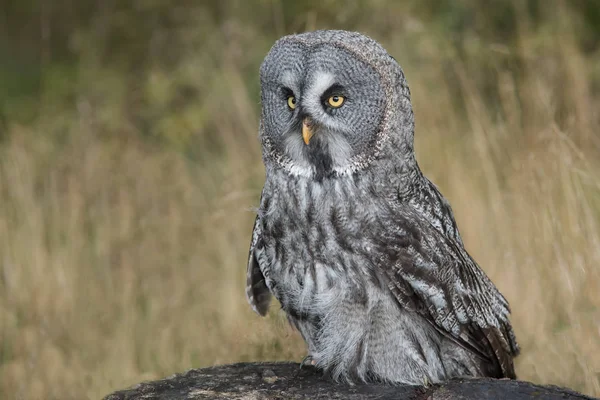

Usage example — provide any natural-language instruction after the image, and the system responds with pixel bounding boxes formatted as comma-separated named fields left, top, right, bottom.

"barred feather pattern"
left=246, top=30, right=519, bottom=385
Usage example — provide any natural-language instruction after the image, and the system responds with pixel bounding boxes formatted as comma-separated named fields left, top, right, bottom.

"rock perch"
left=104, top=362, right=597, bottom=400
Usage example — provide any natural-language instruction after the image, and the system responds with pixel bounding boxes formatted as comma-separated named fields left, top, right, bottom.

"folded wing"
left=377, top=210, right=519, bottom=378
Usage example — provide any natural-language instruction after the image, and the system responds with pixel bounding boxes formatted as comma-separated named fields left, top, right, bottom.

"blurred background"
left=1, top=0, right=599, bottom=398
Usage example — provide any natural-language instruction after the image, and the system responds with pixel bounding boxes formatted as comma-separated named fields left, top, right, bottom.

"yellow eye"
left=327, top=95, right=345, bottom=108
left=287, top=95, right=297, bottom=110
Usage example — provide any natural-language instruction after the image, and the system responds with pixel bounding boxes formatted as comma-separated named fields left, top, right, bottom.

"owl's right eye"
left=287, top=96, right=297, bottom=110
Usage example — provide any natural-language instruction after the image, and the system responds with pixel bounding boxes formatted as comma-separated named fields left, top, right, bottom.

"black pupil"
left=332, top=96, right=339, bottom=103
left=290, top=97, right=296, bottom=104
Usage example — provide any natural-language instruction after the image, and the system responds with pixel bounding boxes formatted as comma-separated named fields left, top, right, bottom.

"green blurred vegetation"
left=1, top=0, right=599, bottom=149
left=1, top=1, right=600, bottom=399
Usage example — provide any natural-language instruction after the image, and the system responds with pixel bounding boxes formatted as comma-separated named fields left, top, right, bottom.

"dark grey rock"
left=103, top=362, right=597, bottom=400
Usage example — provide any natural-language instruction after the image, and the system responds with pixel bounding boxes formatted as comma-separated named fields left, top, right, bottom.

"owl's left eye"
left=287, top=95, right=297, bottom=110
left=327, top=95, right=345, bottom=108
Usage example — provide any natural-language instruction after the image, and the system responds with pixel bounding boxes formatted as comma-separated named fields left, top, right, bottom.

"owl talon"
left=422, top=376, right=432, bottom=388
left=300, top=355, right=316, bottom=369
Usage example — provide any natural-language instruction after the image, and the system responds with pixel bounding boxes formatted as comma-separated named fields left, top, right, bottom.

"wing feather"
left=379, top=209, right=519, bottom=378
left=246, top=214, right=272, bottom=316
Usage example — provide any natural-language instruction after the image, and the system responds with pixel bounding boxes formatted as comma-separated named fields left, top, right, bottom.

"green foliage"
left=0, top=0, right=597, bottom=149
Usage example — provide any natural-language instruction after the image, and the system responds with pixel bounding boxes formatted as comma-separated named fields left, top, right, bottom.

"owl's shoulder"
left=392, top=173, right=462, bottom=244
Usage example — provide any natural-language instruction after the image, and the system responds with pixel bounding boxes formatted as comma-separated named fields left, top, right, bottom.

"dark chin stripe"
left=305, top=139, right=333, bottom=181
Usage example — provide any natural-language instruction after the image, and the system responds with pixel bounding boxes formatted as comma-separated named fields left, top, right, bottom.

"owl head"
left=259, top=30, right=415, bottom=181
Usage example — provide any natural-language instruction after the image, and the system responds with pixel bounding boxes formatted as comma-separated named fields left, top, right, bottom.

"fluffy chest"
left=255, top=172, right=393, bottom=312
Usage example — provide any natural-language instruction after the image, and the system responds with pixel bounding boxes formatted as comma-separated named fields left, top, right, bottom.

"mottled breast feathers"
left=247, top=174, right=519, bottom=378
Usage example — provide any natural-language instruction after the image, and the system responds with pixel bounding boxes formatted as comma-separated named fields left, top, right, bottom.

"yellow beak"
left=302, top=119, right=314, bottom=145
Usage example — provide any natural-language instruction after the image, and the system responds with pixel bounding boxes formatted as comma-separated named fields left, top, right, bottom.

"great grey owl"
left=246, top=30, right=519, bottom=385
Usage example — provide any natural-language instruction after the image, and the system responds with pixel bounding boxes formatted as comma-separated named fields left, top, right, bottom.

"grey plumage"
left=246, top=30, right=519, bottom=384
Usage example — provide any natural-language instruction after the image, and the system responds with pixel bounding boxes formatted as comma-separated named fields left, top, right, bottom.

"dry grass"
left=1, top=6, right=600, bottom=400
